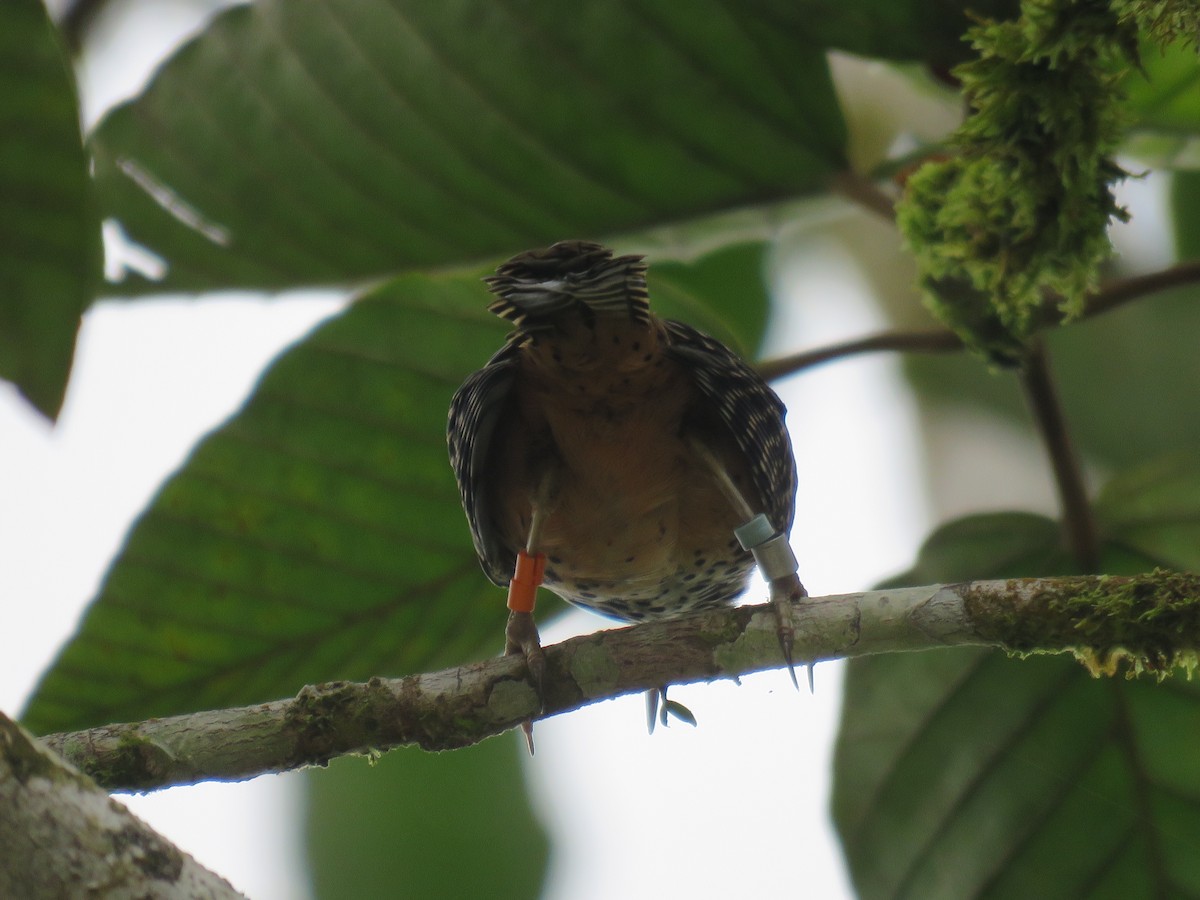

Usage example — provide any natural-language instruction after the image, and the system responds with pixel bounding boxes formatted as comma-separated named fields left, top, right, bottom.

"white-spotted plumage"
left=447, top=241, right=796, bottom=624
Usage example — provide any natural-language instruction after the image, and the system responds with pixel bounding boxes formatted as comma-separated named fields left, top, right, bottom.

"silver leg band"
left=734, top=513, right=799, bottom=582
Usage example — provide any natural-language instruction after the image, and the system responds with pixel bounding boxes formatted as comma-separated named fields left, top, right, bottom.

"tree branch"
left=1020, top=341, right=1100, bottom=570
left=758, top=329, right=962, bottom=381
left=0, top=714, right=243, bottom=898
left=756, top=260, right=1200, bottom=382
left=38, top=572, right=1200, bottom=794
left=1087, top=260, right=1200, bottom=319
left=830, top=170, right=898, bottom=222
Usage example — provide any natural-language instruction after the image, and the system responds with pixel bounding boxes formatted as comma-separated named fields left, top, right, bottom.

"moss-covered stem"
left=1020, top=341, right=1100, bottom=570
left=33, top=572, right=1200, bottom=794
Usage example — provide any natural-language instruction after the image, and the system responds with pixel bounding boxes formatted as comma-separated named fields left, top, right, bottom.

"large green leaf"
left=0, top=0, right=100, bottom=419
left=1095, top=454, right=1200, bottom=572
left=834, top=457, right=1200, bottom=899
left=306, top=739, right=548, bottom=900
left=23, top=273, right=506, bottom=734
left=649, top=240, right=771, bottom=356
left=91, top=0, right=846, bottom=297
left=22, top=242, right=772, bottom=734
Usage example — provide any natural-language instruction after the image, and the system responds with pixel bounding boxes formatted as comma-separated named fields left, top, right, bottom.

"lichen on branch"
left=965, top=569, right=1200, bottom=677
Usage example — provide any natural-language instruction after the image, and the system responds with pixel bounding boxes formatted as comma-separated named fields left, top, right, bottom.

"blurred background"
left=1, top=1, right=1177, bottom=897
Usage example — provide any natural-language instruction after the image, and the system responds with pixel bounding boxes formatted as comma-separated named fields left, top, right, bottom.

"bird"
left=447, top=240, right=804, bottom=737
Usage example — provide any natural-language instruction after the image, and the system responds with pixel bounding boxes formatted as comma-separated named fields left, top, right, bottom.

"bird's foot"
left=505, top=610, right=546, bottom=754
left=645, top=686, right=697, bottom=734
left=769, top=574, right=809, bottom=691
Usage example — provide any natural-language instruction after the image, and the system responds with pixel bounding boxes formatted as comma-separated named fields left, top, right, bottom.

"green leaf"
left=0, top=0, right=100, bottom=419
left=891, top=511, right=1074, bottom=585
left=1095, top=453, right=1200, bottom=571
left=837, top=647, right=1200, bottom=899
left=92, top=0, right=845, bottom=297
left=22, top=272, right=509, bottom=733
left=22, top=241, right=772, bottom=733
left=649, top=240, right=771, bottom=357
left=833, top=458, right=1200, bottom=899
left=306, top=739, right=548, bottom=900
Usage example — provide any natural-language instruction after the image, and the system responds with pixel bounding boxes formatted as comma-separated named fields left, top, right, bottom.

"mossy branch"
left=897, top=0, right=1143, bottom=362
left=34, top=571, right=1200, bottom=794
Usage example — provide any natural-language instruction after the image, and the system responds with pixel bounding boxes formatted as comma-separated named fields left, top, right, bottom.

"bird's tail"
left=484, top=240, right=649, bottom=332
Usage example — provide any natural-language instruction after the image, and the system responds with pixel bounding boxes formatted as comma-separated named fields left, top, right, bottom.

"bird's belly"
left=492, top=361, right=762, bottom=622
left=535, top=442, right=754, bottom=621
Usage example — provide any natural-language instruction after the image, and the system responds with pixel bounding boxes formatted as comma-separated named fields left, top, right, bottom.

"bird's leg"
left=734, top=515, right=808, bottom=691
left=505, top=547, right=546, bottom=690
left=690, top=439, right=809, bottom=690
left=646, top=687, right=698, bottom=733
left=505, top=480, right=554, bottom=753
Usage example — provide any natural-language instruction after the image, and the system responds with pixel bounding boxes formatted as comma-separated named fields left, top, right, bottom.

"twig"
left=756, top=260, right=1200, bottom=382
left=758, top=329, right=962, bottom=381
left=1085, top=260, right=1200, bottom=319
left=37, top=572, right=1200, bottom=793
left=58, top=0, right=111, bottom=53
left=830, top=170, right=898, bottom=222
left=1020, top=341, right=1100, bottom=571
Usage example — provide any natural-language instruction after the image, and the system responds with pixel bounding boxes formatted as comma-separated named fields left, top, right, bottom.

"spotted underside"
left=447, top=241, right=796, bottom=623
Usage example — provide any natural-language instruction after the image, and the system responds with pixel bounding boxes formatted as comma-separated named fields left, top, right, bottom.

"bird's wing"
left=663, top=319, right=797, bottom=534
left=447, top=341, right=521, bottom=585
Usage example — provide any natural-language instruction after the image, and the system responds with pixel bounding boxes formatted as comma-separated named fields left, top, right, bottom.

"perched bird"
left=447, top=241, right=803, bottom=732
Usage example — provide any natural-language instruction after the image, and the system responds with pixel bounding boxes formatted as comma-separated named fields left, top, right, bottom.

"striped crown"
left=484, top=240, right=650, bottom=333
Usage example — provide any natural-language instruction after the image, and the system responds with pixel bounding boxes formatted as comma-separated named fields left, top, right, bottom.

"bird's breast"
left=489, top=345, right=756, bottom=621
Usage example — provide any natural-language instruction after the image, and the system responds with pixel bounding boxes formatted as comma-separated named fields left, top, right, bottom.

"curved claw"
left=519, top=721, right=536, bottom=755
left=505, top=610, right=546, bottom=702
left=645, top=687, right=697, bottom=734
left=646, top=689, right=660, bottom=734
left=769, top=574, right=808, bottom=691
left=505, top=611, right=545, bottom=754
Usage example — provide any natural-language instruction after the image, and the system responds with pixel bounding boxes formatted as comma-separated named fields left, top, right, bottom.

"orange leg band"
left=507, top=550, right=546, bottom=613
